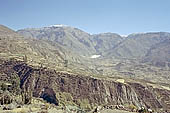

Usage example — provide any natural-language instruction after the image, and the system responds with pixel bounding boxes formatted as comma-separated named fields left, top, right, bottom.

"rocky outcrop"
left=1, top=60, right=170, bottom=112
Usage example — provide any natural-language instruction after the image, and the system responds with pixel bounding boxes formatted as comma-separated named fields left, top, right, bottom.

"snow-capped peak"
left=120, top=34, right=128, bottom=37
left=49, top=24, right=68, bottom=27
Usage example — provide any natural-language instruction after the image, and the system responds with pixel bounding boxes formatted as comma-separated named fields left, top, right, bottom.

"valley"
left=0, top=24, right=170, bottom=112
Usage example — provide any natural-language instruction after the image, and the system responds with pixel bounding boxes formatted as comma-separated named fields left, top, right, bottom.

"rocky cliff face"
left=1, top=60, right=170, bottom=112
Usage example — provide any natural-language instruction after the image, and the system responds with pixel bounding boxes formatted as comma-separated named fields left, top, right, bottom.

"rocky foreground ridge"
left=0, top=59, right=170, bottom=112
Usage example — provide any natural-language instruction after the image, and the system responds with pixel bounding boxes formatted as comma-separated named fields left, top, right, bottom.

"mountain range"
left=18, top=25, right=170, bottom=65
left=17, top=25, right=170, bottom=83
left=0, top=24, right=170, bottom=112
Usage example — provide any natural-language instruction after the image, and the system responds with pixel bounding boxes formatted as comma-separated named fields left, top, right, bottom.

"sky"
left=0, top=0, right=170, bottom=35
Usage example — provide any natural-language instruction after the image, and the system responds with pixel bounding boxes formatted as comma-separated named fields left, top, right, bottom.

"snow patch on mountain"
left=90, top=55, right=101, bottom=58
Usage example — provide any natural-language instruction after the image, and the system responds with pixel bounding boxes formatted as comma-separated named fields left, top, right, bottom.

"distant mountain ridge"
left=18, top=25, right=170, bottom=67
left=17, top=25, right=96, bottom=56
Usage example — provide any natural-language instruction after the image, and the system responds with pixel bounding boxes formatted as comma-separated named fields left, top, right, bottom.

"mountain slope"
left=143, top=38, right=170, bottom=67
left=1, top=60, right=170, bottom=112
left=91, top=33, right=125, bottom=54
left=17, top=26, right=170, bottom=83
left=0, top=25, right=101, bottom=76
left=105, top=32, right=170, bottom=59
left=17, top=25, right=97, bottom=56
left=0, top=24, right=76, bottom=69
left=18, top=26, right=170, bottom=67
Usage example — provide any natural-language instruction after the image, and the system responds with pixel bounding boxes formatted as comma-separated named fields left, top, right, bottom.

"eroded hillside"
left=0, top=59, right=170, bottom=112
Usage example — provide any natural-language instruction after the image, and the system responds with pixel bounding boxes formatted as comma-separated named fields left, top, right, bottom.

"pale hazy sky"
left=1, top=0, right=170, bottom=35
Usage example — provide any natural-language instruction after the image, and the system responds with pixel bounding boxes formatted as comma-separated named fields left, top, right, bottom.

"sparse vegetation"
left=56, top=92, right=75, bottom=106
left=21, top=89, right=32, bottom=104
left=76, top=99, right=92, bottom=111
left=1, top=83, right=8, bottom=91
left=23, top=55, right=27, bottom=63
left=128, top=104, right=137, bottom=112
left=64, top=60, right=68, bottom=68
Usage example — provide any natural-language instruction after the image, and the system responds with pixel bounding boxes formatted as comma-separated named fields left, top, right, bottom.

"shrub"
left=56, top=92, right=75, bottom=106
left=1, top=83, right=8, bottom=91
left=129, top=104, right=137, bottom=112
left=76, top=99, right=92, bottom=110
left=45, top=103, right=49, bottom=110
left=20, top=109, right=27, bottom=113
left=21, top=89, right=32, bottom=104
left=0, top=92, right=13, bottom=105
